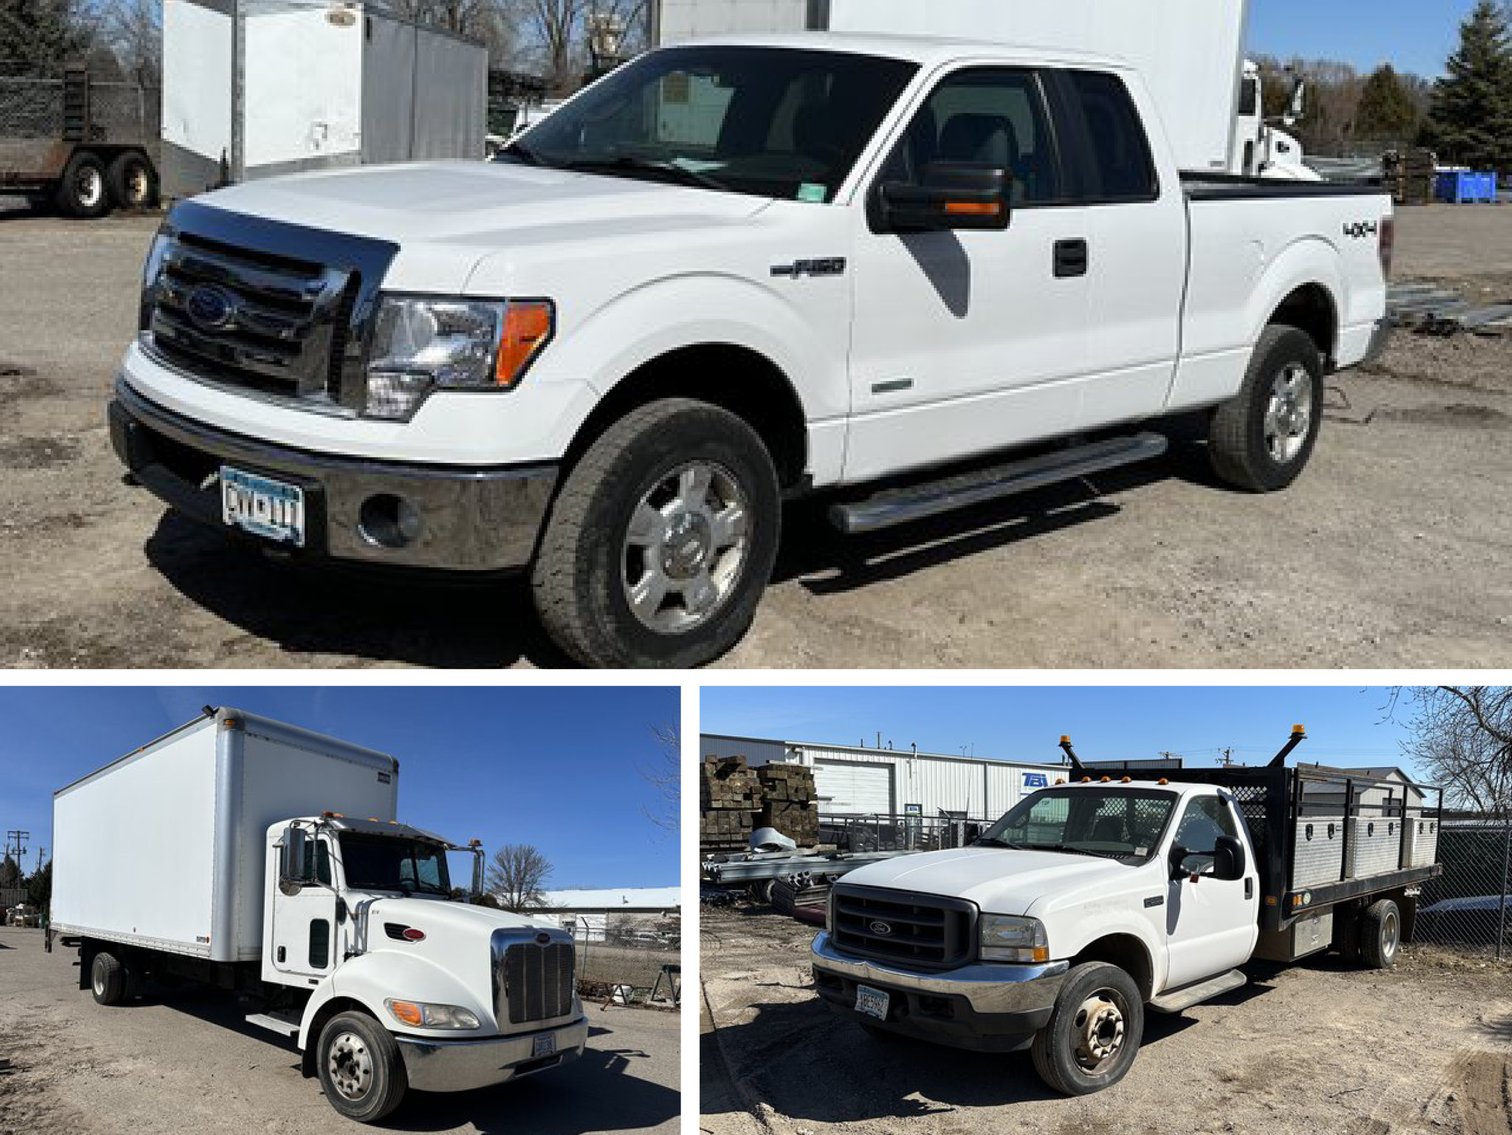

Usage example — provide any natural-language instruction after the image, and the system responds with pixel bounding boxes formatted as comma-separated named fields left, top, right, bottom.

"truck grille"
left=831, top=885, right=976, bottom=970
left=500, top=939, right=576, bottom=1025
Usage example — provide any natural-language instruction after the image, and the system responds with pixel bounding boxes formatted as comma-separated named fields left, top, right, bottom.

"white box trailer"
left=53, top=707, right=398, bottom=963
left=161, top=0, right=487, bottom=199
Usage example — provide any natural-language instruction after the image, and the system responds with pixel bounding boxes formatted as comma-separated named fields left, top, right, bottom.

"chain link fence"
left=0, top=74, right=158, bottom=146
left=819, top=813, right=996, bottom=854
left=1415, top=818, right=1512, bottom=961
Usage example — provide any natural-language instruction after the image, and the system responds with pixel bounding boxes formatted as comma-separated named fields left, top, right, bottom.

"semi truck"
left=811, top=728, right=1443, bottom=1095
left=51, top=708, right=587, bottom=1122
left=108, top=31, right=1392, bottom=667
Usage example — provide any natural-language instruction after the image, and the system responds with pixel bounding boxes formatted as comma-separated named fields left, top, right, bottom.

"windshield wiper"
left=973, top=836, right=1029, bottom=849
left=560, top=156, right=729, bottom=192
left=1022, top=843, right=1104, bottom=858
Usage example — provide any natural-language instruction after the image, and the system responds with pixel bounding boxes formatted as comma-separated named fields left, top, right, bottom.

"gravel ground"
left=699, top=903, right=1512, bottom=1135
left=0, top=202, right=1508, bottom=668
left=0, top=926, right=680, bottom=1135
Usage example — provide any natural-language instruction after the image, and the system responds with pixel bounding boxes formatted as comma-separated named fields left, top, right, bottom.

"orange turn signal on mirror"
left=494, top=301, right=555, bottom=389
left=943, top=201, right=1001, bottom=216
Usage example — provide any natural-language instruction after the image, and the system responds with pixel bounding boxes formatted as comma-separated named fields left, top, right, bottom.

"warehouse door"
left=812, top=760, right=893, bottom=815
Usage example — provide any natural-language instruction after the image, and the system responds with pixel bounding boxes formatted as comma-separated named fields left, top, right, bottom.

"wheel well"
left=1072, top=934, right=1155, bottom=1001
left=563, top=344, right=808, bottom=488
left=300, top=996, right=372, bottom=1078
left=1269, top=284, right=1337, bottom=366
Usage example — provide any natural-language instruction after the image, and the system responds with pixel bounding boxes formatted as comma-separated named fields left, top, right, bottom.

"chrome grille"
left=497, top=937, right=576, bottom=1025
left=831, top=885, right=977, bottom=970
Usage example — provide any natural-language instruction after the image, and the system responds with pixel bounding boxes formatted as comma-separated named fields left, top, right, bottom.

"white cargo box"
left=53, top=708, right=398, bottom=963
left=1291, top=815, right=1344, bottom=888
left=1403, top=816, right=1439, bottom=868
left=1345, top=815, right=1402, bottom=879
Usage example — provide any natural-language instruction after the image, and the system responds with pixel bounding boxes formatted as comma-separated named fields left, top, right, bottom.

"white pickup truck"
left=109, top=33, right=1394, bottom=667
left=811, top=730, right=1443, bottom=1095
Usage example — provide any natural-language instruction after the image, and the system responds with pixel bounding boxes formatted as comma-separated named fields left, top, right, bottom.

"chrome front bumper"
left=395, top=1015, right=588, bottom=1093
left=109, top=375, right=557, bottom=572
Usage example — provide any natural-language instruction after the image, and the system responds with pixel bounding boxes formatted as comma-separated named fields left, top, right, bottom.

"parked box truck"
left=52, top=708, right=587, bottom=1122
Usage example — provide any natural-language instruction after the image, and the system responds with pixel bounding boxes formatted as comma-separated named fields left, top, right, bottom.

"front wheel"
left=1030, top=962, right=1144, bottom=1095
left=316, top=1011, right=407, bottom=1123
left=532, top=398, right=781, bottom=668
left=1208, top=324, right=1324, bottom=492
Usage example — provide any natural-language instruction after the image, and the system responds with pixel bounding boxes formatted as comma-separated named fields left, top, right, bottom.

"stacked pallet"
left=700, top=757, right=761, bottom=854
left=1383, top=148, right=1437, bottom=206
left=756, top=763, right=820, bottom=846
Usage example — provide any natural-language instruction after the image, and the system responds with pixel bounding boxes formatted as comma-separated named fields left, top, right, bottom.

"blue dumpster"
left=1436, top=170, right=1498, bottom=204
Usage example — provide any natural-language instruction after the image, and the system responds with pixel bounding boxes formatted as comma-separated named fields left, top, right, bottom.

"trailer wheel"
left=91, top=951, right=128, bottom=1005
left=1208, top=324, right=1323, bottom=492
left=1030, top=962, right=1143, bottom=1096
left=54, top=151, right=110, bottom=219
left=1359, top=899, right=1400, bottom=969
left=317, top=1010, right=408, bottom=1123
left=532, top=398, right=780, bottom=668
left=107, top=152, right=159, bottom=210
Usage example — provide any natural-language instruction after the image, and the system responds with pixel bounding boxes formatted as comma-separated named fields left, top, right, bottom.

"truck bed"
left=1181, top=172, right=1387, bottom=201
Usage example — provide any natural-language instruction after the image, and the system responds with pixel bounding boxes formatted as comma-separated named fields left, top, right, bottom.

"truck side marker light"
left=1157, top=778, right=1169, bottom=785
left=1081, top=777, right=1092, bottom=783
left=1100, top=776, right=1111, bottom=783
left=1265, top=896, right=1278, bottom=906
left=944, top=201, right=1001, bottom=217
left=495, top=302, right=554, bottom=389
left=1121, top=776, right=1132, bottom=784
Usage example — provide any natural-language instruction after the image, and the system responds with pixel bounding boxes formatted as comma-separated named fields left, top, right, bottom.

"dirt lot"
left=0, top=202, right=1509, bottom=668
left=699, top=904, right=1512, bottom=1135
left=0, top=926, right=680, bottom=1135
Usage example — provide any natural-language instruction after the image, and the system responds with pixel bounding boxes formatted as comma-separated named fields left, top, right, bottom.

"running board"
left=245, top=1011, right=301, bottom=1038
left=828, top=432, right=1169, bottom=535
left=1148, top=969, right=1247, bottom=1014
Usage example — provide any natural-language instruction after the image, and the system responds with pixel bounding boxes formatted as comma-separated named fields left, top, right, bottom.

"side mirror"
left=878, top=162, right=1011, bottom=234
left=279, top=825, right=307, bottom=886
left=1212, top=835, right=1246, bottom=882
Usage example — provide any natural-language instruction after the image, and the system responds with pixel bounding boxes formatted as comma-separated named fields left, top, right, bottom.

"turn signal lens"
left=495, top=301, right=555, bottom=389
left=387, top=999, right=424, bottom=1027
left=383, top=999, right=481, bottom=1030
left=943, top=201, right=1001, bottom=216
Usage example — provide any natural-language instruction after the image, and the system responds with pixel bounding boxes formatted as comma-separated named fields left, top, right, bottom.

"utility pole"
left=34, top=846, right=45, bottom=874
left=1217, top=747, right=1237, bottom=769
left=4, top=831, right=28, bottom=885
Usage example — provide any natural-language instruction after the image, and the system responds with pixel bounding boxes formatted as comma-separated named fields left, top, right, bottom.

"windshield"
left=339, top=833, right=452, bottom=896
left=500, top=46, right=919, bottom=202
left=976, top=789, right=1178, bottom=861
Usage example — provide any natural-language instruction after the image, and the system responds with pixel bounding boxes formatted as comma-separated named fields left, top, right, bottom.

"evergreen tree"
left=1355, top=65, right=1422, bottom=143
left=1427, top=0, right=1512, bottom=170
left=0, top=0, right=93, bottom=76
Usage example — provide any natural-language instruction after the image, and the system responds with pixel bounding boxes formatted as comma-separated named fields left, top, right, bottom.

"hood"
left=840, top=847, right=1135, bottom=916
left=189, top=160, right=772, bottom=292
left=361, top=895, right=556, bottom=940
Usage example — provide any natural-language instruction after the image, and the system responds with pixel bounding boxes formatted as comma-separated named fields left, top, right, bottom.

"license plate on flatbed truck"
left=532, top=1031, right=557, bottom=1058
left=220, top=465, right=305, bottom=547
left=856, top=985, right=890, bottom=1021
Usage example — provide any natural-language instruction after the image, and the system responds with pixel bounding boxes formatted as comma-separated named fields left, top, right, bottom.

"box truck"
left=52, top=708, right=587, bottom=1122
left=654, top=0, right=1317, bottom=179
left=812, top=729, right=1444, bottom=1095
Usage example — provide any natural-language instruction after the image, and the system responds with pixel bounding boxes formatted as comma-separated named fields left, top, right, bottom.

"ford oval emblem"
left=185, top=283, right=238, bottom=331
left=869, top=920, right=893, bottom=937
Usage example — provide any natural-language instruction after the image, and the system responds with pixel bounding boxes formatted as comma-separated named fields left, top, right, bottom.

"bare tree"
left=486, top=843, right=553, bottom=911
left=641, top=722, right=679, bottom=835
left=1401, top=686, right=1512, bottom=814
left=102, top=0, right=159, bottom=83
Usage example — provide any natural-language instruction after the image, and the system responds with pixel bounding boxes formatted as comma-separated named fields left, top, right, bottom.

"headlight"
left=139, top=230, right=172, bottom=330
left=979, top=915, right=1050, bottom=963
left=364, top=295, right=554, bottom=421
left=384, top=998, right=481, bottom=1030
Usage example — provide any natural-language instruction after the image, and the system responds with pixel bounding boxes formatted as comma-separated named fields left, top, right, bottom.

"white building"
left=524, top=887, right=681, bottom=943
left=702, top=733, right=1066, bottom=820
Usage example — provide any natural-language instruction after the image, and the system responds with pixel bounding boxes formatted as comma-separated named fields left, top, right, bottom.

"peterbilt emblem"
left=869, top=920, right=894, bottom=936
left=184, top=283, right=239, bottom=331
left=535, top=932, right=552, bottom=944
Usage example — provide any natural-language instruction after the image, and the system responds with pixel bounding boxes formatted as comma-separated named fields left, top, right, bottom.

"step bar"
left=1148, top=968, right=1247, bottom=1014
left=828, top=432, right=1169, bottom=535
left=245, top=1011, right=301, bottom=1038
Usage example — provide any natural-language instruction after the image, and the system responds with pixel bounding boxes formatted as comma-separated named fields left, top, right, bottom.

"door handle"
left=1054, top=238, right=1089, bottom=278
left=1244, top=879, right=1254, bottom=900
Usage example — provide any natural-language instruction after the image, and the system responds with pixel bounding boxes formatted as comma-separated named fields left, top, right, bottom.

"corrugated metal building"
left=702, top=733, right=1065, bottom=819
left=524, top=887, right=681, bottom=943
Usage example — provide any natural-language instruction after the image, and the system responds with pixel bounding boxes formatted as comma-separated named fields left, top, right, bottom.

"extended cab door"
left=270, top=833, right=339, bottom=981
left=843, top=65, right=1091, bottom=482
left=1162, top=792, right=1260, bottom=990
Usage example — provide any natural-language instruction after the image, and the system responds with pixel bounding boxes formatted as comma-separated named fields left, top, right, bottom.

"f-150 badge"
left=771, top=257, right=847, bottom=278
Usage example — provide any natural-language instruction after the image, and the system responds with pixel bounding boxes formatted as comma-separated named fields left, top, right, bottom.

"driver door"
left=1163, top=794, right=1259, bottom=989
left=270, top=834, right=339, bottom=981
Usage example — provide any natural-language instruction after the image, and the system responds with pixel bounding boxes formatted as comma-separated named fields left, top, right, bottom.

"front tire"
left=1209, top=324, right=1324, bottom=492
left=316, top=1011, right=407, bottom=1123
left=1359, top=899, right=1401, bottom=969
left=54, top=151, right=110, bottom=219
left=532, top=398, right=781, bottom=668
left=91, top=951, right=127, bottom=1006
left=1030, top=962, right=1143, bottom=1095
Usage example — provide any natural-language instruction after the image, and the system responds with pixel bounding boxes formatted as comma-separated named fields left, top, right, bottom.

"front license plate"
left=220, top=466, right=305, bottom=547
left=855, top=984, right=890, bottom=1021
left=532, top=1031, right=558, bottom=1058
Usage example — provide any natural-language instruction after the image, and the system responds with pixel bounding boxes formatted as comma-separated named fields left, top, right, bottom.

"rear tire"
left=1209, top=324, right=1323, bottom=492
left=1030, top=962, right=1143, bottom=1095
left=317, top=1010, right=407, bottom=1123
left=54, top=151, right=110, bottom=219
left=106, top=151, right=158, bottom=210
left=91, top=951, right=127, bottom=1006
left=1359, top=899, right=1401, bottom=969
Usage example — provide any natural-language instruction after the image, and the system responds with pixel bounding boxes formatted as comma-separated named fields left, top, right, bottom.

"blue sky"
left=0, top=687, right=679, bottom=888
left=703, top=685, right=1429, bottom=778
left=1249, top=0, right=1476, bottom=77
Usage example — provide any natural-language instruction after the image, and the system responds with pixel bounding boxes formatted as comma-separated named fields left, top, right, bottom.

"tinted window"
left=1066, top=70, right=1158, bottom=202
left=881, top=68, right=1060, bottom=205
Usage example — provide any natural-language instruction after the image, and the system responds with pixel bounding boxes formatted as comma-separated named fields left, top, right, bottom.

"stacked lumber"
left=756, top=764, right=820, bottom=846
left=700, top=757, right=761, bottom=854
